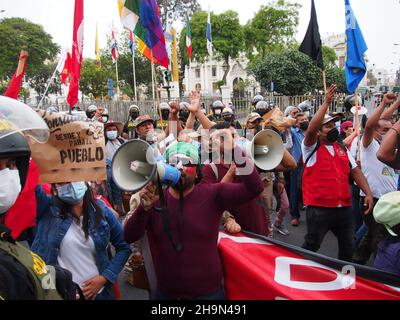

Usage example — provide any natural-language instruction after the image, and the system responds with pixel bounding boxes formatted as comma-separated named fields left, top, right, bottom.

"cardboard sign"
left=29, top=110, right=106, bottom=183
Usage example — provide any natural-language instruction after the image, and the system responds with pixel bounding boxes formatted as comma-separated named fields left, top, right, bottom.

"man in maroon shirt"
left=123, top=138, right=263, bottom=300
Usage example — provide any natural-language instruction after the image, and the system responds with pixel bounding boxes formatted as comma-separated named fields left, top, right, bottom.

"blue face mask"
left=57, top=182, right=88, bottom=204
left=106, top=130, right=118, bottom=140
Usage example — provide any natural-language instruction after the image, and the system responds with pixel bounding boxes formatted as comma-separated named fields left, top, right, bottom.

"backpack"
left=0, top=240, right=82, bottom=300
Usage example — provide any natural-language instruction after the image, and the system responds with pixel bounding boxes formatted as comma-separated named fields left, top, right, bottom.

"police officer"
left=221, top=107, right=242, bottom=129
left=86, top=105, right=97, bottom=119
left=155, top=102, right=170, bottom=130
left=208, top=100, right=225, bottom=123
left=122, top=105, right=140, bottom=140
left=0, top=96, right=73, bottom=300
left=252, top=95, right=264, bottom=107
left=255, top=100, right=272, bottom=118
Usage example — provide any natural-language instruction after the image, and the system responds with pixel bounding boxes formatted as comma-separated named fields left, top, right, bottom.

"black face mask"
left=179, top=111, right=189, bottom=120
left=161, top=110, right=170, bottom=121
left=130, top=112, right=139, bottom=120
left=256, top=110, right=267, bottom=117
left=299, top=122, right=309, bottom=131
left=255, top=124, right=262, bottom=133
left=326, top=127, right=339, bottom=142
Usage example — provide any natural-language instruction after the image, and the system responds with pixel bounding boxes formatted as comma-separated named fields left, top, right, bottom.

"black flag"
left=299, top=0, right=324, bottom=70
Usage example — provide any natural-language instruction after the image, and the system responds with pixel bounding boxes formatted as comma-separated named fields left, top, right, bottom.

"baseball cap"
left=246, top=112, right=262, bottom=123
left=340, top=121, right=353, bottom=134
left=373, top=191, right=400, bottom=236
left=135, top=114, right=155, bottom=127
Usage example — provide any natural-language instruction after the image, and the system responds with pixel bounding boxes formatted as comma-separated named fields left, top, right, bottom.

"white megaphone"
left=237, top=129, right=284, bottom=171
left=111, top=139, right=181, bottom=192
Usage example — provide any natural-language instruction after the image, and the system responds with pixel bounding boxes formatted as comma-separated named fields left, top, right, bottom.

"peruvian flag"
left=4, top=49, right=28, bottom=99
left=218, top=232, right=400, bottom=300
left=186, top=15, right=192, bottom=61
left=61, top=52, right=72, bottom=86
left=67, top=0, right=84, bottom=108
left=111, top=30, right=118, bottom=63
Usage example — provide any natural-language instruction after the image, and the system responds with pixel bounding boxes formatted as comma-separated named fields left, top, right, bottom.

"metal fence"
left=39, top=94, right=344, bottom=124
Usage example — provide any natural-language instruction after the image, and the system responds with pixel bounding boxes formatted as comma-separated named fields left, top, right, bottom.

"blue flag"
left=345, top=0, right=368, bottom=94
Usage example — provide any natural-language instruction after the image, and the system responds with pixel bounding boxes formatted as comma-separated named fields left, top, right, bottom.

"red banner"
left=67, top=0, right=84, bottom=108
left=218, top=232, right=400, bottom=300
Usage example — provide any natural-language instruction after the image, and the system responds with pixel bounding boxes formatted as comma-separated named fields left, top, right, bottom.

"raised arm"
left=381, top=96, right=400, bottom=120
left=363, top=93, right=397, bottom=148
left=377, top=119, right=400, bottom=169
left=186, top=91, right=216, bottom=130
left=304, top=85, right=337, bottom=147
left=164, top=101, right=183, bottom=139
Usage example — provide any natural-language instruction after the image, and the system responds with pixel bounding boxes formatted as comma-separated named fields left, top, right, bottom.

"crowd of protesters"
left=0, top=85, right=399, bottom=300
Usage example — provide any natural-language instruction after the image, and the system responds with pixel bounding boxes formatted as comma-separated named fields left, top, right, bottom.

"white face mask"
left=214, top=109, right=222, bottom=115
left=0, top=168, right=21, bottom=214
left=106, top=130, right=118, bottom=140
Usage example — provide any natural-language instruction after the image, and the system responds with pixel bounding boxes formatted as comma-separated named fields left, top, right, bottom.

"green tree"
left=244, top=0, right=301, bottom=61
left=250, top=49, right=321, bottom=96
left=80, top=59, right=111, bottom=100
left=325, top=65, right=347, bottom=93
left=0, top=18, right=59, bottom=79
left=28, top=63, right=60, bottom=101
left=321, top=45, right=337, bottom=67
left=179, top=11, right=244, bottom=83
left=158, top=0, right=200, bottom=28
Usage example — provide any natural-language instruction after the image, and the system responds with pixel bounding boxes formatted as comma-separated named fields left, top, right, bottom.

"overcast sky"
left=1, top=0, right=399, bottom=75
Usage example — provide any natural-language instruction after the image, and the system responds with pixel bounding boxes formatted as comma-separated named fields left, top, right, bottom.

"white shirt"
left=57, top=217, right=103, bottom=292
left=360, top=139, right=399, bottom=198
left=105, top=139, right=123, bottom=161
left=301, top=141, right=357, bottom=169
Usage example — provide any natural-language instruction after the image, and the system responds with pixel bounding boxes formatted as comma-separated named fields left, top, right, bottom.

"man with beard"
left=301, top=85, right=374, bottom=262
left=123, top=140, right=263, bottom=300
left=122, top=105, right=140, bottom=140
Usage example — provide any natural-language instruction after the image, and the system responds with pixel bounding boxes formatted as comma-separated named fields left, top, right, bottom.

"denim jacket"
left=32, top=185, right=131, bottom=285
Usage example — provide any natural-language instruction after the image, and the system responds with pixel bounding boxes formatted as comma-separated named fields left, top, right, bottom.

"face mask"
left=130, top=112, right=139, bottom=120
left=57, top=182, right=87, bottom=205
left=101, top=115, right=109, bottom=123
left=327, top=127, right=339, bottom=143
left=106, top=130, right=118, bottom=140
left=214, top=109, right=222, bottom=115
left=0, top=169, right=21, bottom=214
left=256, top=110, right=267, bottom=117
left=179, top=111, right=189, bottom=120
left=161, top=110, right=170, bottom=121
left=300, top=121, right=309, bottom=131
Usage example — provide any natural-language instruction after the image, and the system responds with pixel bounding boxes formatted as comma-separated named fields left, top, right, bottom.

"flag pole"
left=132, top=54, right=137, bottom=101
left=115, top=59, right=120, bottom=100
left=37, top=64, right=60, bottom=108
left=151, top=55, right=163, bottom=127
left=354, top=87, right=361, bottom=162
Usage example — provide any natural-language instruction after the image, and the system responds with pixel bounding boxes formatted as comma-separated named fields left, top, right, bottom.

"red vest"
left=303, top=143, right=352, bottom=208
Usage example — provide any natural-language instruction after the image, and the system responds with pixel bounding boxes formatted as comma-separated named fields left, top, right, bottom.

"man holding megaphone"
left=123, top=137, right=264, bottom=300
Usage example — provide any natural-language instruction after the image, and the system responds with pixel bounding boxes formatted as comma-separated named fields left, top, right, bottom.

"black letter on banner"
left=60, top=151, right=67, bottom=164
left=96, top=147, right=104, bottom=161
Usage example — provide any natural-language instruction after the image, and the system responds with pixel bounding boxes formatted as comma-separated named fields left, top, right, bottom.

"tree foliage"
left=250, top=49, right=321, bottom=96
left=251, top=49, right=348, bottom=96
left=244, top=0, right=301, bottom=60
left=179, top=10, right=244, bottom=83
left=158, top=0, right=200, bottom=28
left=0, top=18, right=59, bottom=79
left=28, top=63, right=60, bottom=99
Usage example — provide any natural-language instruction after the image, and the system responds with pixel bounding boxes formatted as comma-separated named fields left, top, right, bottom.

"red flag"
left=218, top=232, right=400, bottom=300
left=5, top=160, right=39, bottom=240
left=67, top=0, right=84, bottom=108
left=4, top=49, right=28, bottom=99
left=61, top=52, right=72, bottom=85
